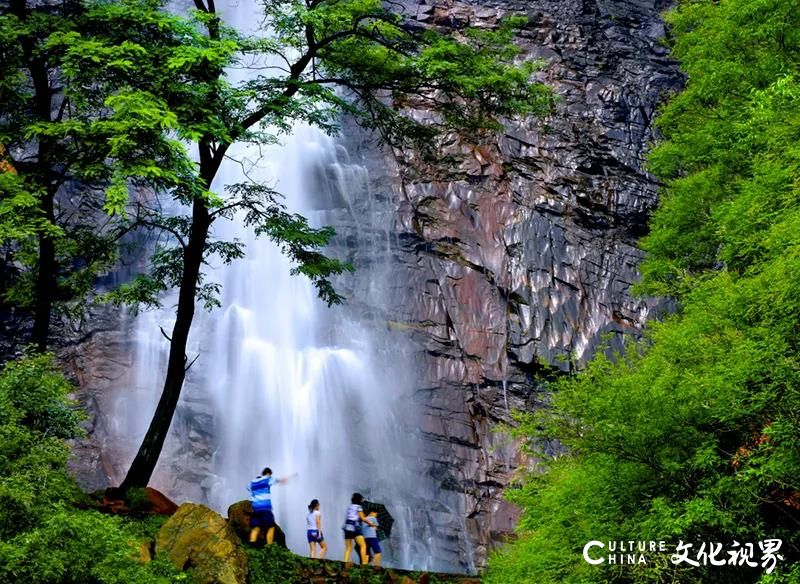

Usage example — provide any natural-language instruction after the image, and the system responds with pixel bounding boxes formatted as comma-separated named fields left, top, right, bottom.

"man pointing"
left=248, top=467, right=295, bottom=545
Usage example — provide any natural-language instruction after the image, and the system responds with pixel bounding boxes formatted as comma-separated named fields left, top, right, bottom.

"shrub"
left=246, top=545, right=299, bottom=584
left=0, top=354, right=85, bottom=537
left=0, top=353, right=83, bottom=439
left=0, top=355, right=187, bottom=582
left=0, top=509, right=186, bottom=584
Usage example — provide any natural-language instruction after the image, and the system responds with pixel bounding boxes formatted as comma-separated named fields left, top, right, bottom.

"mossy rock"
left=226, top=500, right=253, bottom=543
left=227, top=499, right=287, bottom=548
left=156, top=502, right=247, bottom=584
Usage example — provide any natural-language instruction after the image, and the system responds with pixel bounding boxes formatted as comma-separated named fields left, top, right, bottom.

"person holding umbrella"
left=361, top=499, right=394, bottom=542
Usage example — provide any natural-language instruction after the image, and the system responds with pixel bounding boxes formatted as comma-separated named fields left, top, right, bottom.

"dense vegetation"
left=486, top=0, right=800, bottom=583
left=0, top=354, right=183, bottom=583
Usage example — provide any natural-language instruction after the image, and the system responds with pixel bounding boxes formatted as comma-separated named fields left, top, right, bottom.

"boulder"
left=227, top=499, right=287, bottom=548
left=144, top=487, right=180, bottom=515
left=156, top=503, right=247, bottom=584
left=94, top=486, right=179, bottom=516
left=226, top=500, right=253, bottom=542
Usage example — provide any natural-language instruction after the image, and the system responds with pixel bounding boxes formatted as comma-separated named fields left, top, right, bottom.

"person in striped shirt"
left=248, top=467, right=294, bottom=545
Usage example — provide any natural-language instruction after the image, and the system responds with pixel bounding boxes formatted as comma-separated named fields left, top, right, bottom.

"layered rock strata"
left=330, top=0, right=682, bottom=569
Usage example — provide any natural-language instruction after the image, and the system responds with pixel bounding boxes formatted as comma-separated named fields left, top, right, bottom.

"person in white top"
left=305, top=499, right=327, bottom=559
left=342, top=492, right=376, bottom=564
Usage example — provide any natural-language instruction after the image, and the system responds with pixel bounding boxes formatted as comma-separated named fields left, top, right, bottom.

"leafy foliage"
left=0, top=355, right=186, bottom=583
left=246, top=545, right=300, bottom=584
left=487, top=1, right=800, bottom=583
left=251, top=1, right=552, bottom=149
left=637, top=0, right=800, bottom=297
left=0, top=0, right=209, bottom=342
left=0, top=352, right=83, bottom=438
left=0, top=354, right=85, bottom=538
left=0, top=510, right=186, bottom=584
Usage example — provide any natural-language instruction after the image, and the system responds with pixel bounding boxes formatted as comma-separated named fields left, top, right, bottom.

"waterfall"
left=198, top=121, right=422, bottom=565
left=102, top=0, right=468, bottom=572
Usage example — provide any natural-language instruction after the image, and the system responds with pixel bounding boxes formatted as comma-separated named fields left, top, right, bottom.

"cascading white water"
left=104, top=0, right=468, bottom=571
left=199, top=123, right=419, bottom=565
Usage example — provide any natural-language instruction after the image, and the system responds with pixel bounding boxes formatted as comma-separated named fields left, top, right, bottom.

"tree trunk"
left=29, top=78, right=56, bottom=350
left=13, top=0, right=58, bottom=352
left=120, top=5, right=225, bottom=490
left=31, top=192, right=56, bottom=351
left=120, top=195, right=212, bottom=490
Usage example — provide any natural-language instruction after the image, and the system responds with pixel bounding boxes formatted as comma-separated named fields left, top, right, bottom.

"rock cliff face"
left=64, top=0, right=682, bottom=574
left=332, top=0, right=682, bottom=570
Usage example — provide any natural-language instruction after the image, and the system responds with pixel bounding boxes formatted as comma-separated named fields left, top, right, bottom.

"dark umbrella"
left=361, top=500, right=394, bottom=541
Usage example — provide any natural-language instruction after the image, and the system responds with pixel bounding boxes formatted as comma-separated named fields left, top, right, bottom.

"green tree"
left=0, top=0, right=199, bottom=352
left=59, top=0, right=552, bottom=490
left=486, top=0, right=800, bottom=583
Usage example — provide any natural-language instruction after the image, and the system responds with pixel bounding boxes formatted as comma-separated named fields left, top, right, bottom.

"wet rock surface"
left=62, top=302, right=220, bottom=503
left=330, top=0, right=682, bottom=570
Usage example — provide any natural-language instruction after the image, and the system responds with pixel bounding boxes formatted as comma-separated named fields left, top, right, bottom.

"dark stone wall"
left=334, top=0, right=683, bottom=568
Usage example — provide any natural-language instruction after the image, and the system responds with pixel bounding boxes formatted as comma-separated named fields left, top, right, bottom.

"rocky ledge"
left=153, top=502, right=481, bottom=584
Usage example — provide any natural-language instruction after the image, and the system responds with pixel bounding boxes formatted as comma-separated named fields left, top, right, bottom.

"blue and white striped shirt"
left=249, top=475, right=276, bottom=511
